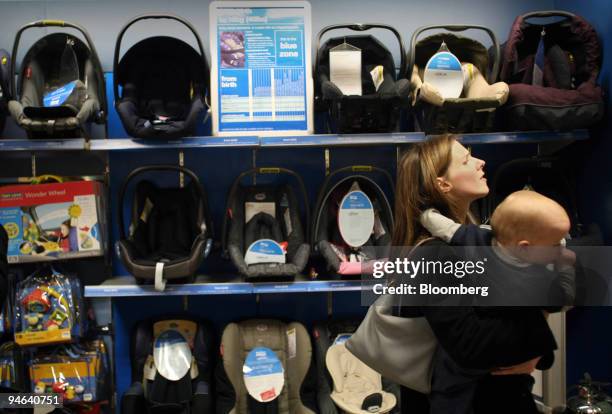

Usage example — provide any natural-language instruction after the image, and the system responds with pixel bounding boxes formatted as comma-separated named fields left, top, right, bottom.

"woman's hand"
left=491, top=356, right=541, bottom=376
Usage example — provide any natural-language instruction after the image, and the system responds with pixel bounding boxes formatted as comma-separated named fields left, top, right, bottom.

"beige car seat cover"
left=326, top=344, right=396, bottom=413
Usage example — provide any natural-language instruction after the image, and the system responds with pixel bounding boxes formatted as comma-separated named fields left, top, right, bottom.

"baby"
left=421, top=190, right=576, bottom=414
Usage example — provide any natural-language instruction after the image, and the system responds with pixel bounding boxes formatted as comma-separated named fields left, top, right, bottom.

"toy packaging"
left=29, top=340, right=109, bottom=404
left=14, top=268, right=85, bottom=347
left=0, top=180, right=106, bottom=263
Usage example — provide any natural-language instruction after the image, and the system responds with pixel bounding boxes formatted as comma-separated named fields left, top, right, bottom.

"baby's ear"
left=517, top=240, right=530, bottom=247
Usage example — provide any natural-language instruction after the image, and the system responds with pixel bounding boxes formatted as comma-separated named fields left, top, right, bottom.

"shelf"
left=0, top=130, right=589, bottom=152
left=89, top=136, right=260, bottom=151
left=0, top=138, right=88, bottom=151
left=259, top=132, right=425, bottom=147
left=459, top=129, right=589, bottom=144
left=84, top=275, right=364, bottom=297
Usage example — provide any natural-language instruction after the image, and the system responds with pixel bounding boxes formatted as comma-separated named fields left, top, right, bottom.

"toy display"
left=0, top=180, right=106, bottom=263
left=14, top=267, right=84, bottom=346
left=29, top=340, right=109, bottom=404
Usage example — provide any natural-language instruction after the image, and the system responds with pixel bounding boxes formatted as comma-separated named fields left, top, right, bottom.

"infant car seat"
left=117, top=165, right=213, bottom=291
left=121, top=317, right=215, bottom=414
left=408, top=25, right=508, bottom=133
left=313, top=320, right=400, bottom=414
left=8, top=20, right=106, bottom=140
left=216, top=319, right=317, bottom=414
left=114, top=14, right=209, bottom=138
left=498, top=11, right=604, bottom=131
left=312, top=166, right=394, bottom=278
left=0, top=50, right=10, bottom=135
left=314, top=24, right=411, bottom=133
left=222, top=168, right=310, bottom=281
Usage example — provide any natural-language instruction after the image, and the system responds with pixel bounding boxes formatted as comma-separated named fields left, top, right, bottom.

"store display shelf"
left=259, top=132, right=425, bottom=147
left=89, top=136, right=260, bottom=150
left=459, top=129, right=589, bottom=144
left=84, top=275, right=364, bottom=297
left=0, top=138, right=88, bottom=151
left=0, top=130, right=589, bottom=153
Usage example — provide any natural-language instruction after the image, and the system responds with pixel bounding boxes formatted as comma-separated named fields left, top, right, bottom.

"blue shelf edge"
left=84, top=277, right=364, bottom=297
left=0, top=130, right=589, bottom=152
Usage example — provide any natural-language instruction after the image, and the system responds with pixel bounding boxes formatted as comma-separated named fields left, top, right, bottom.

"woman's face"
left=440, top=141, right=488, bottom=202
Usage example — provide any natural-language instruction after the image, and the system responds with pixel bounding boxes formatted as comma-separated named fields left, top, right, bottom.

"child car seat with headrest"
left=312, top=166, right=394, bottom=278
left=117, top=165, right=213, bottom=291
left=0, top=49, right=10, bottom=135
left=315, top=24, right=411, bottom=133
left=313, top=320, right=401, bottom=414
left=408, top=25, right=508, bottom=133
left=222, top=168, right=310, bottom=281
left=498, top=11, right=604, bottom=130
left=121, top=317, right=215, bottom=414
left=216, top=319, right=317, bottom=414
left=114, top=14, right=209, bottom=139
left=8, top=20, right=106, bottom=140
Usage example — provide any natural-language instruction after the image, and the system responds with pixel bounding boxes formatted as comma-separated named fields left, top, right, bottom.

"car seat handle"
left=221, top=167, right=311, bottom=252
left=113, top=13, right=210, bottom=108
left=10, top=20, right=108, bottom=119
left=408, top=24, right=500, bottom=84
left=117, top=165, right=208, bottom=241
left=311, top=166, right=395, bottom=246
left=521, top=10, right=575, bottom=20
left=314, top=23, right=407, bottom=80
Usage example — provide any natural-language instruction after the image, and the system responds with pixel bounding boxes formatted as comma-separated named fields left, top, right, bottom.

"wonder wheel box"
left=0, top=181, right=106, bottom=263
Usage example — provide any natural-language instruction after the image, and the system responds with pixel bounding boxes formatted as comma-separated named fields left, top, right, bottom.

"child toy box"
left=0, top=181, right=106, bottom=263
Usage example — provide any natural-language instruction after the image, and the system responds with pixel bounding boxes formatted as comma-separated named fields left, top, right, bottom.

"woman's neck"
left=454, top=200, right=471, bottom=223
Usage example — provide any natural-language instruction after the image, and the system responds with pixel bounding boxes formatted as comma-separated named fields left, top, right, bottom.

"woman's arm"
left=414, top=241, right=557, bottom=370
left=423, top=306, right=556, bottom=370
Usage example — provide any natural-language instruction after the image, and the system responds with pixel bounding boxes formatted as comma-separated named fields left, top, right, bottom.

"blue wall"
left=553, top=0, right=612, bottom=387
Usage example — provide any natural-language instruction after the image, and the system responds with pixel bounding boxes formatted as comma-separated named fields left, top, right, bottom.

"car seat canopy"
left=114, top=15, right=209, bottom=139
left=498, top=11, right=604, bottom=130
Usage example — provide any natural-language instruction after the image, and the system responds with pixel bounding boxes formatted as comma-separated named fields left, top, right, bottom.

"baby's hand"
left=555, top=247, right=576, bottom=269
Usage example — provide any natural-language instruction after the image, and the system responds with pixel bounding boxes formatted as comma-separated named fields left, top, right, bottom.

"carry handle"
left=408, top=24, right=500, bottom=84
left=117, top=165, right=207, bottom=240
left=315, top=23, right=407, bottom=80
left=522, top=10, right=575, bottom=20
left=221, top=167, right=311, bottom=252
left=113, top=13, right=209, bottom=106
left=10, top=19, right=108, bottom=119
left=311, top=165, right=395, bottom=246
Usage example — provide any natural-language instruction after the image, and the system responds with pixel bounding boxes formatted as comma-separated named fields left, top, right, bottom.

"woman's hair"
left=392, top=134, right=469, bottom=246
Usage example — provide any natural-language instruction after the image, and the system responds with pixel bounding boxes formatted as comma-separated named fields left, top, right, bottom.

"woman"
left=394, top=134, right=556, bottom=413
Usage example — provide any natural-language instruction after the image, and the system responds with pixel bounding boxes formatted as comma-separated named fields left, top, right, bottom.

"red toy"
left=22, top=288, right=51, bottom=313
